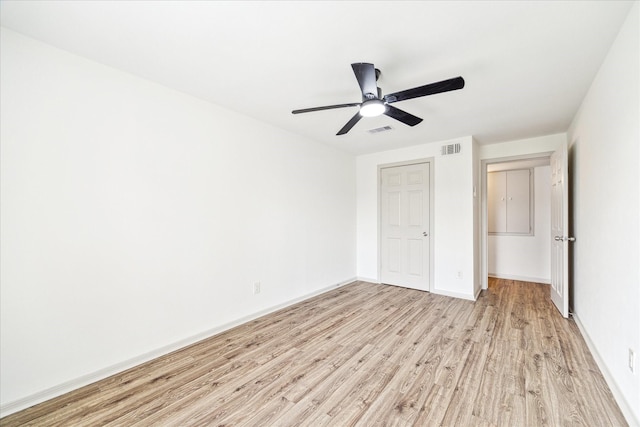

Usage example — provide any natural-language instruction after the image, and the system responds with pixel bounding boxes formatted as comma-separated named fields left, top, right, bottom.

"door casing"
left=480, top=152, right=553, bottom=290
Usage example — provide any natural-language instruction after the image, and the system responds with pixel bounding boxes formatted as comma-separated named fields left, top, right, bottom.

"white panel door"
left=380, top=163, right=430, bottom=291
left=550, top=143, right=571, bottom=318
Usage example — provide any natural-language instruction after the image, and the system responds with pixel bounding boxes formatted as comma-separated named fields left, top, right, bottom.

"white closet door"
left=488, top=171, right=507, bottom=233
left=380, top=163, right=430, bottom=291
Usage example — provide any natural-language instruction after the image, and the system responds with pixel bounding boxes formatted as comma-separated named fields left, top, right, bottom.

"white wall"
left=488, top=165, right=551, bottom=284
left=356, top=136, right=477, bottom=300
left=0, top=28, right=356, bottom=412
left=567, top=3, right=639, bottom=424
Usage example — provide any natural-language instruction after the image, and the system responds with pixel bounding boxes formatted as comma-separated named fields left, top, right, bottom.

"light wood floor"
left=1, top=279, right=627, bottom=426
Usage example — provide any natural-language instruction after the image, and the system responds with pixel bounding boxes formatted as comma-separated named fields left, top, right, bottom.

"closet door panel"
left=488, top=171, right=507, bottom=233
left=506, top=169, right=531, bottom=234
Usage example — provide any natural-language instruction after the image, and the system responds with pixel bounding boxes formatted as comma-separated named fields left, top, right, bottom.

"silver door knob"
left=423, top=232, right=429, bottom=237
left=554, top=236, right=576, bottom=242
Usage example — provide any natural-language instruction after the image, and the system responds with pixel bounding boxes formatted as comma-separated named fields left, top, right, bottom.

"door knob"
left=423, top=232, right=429, bottom=237
left=554, top=236, right=562, bottom=241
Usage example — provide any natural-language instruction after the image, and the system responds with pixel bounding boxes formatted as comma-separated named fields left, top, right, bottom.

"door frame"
left=480, top=152, right=553, bottom=290
left=377, top=158, right=435, bottom=292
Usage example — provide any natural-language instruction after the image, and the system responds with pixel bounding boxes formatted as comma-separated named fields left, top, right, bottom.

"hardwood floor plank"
left=0, top=280, right=628, bottom=427
left=439, top=340, right=490, bottom=426
left=270, top=343, right=379, bottom=426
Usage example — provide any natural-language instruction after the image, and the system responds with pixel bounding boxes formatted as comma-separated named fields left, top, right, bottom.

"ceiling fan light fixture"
left=359, top=99, right=386, bottom=117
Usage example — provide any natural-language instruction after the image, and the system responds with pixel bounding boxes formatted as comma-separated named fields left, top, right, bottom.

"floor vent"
left=367, top=125, right=393, bottom=134
left=441, top=143, right=461, bottom=155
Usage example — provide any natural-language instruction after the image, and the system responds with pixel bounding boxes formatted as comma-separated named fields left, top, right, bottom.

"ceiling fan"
left=292, top=63, right=464, bottom=135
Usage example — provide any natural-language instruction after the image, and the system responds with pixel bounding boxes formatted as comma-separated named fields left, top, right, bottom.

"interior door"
left=550, top=142, right=571, bottom=317
left=380, top=162, right=430, bottom=291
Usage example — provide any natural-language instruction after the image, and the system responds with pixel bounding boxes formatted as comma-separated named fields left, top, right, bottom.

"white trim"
left=0, top=277, right=357, bottom=418
left=356, top=276, right=379, bottom=283
left=474, top=286, right=483, bottom=300
left=480, top=152, right=553, bottom=290
left=358, top=278, right=481, bottom=301
left=488, top=273, right=550, bottom=285
left=573, top=314, right=639, bottom=427
left=431, top=288, right=476, bottom=301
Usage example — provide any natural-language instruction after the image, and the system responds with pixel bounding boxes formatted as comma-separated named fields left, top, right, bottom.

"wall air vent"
left=441, top=143, right=461, bottom=155
left=367, top=125, right=393, bottom=134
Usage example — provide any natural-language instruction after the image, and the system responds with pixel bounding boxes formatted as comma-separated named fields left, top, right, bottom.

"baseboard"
left=0, top=277, right=357, bottom=418
left=573, top=313, right=639, bottom=427
left=488, top=273, right=550, bottom=284
left=358, top=277, right=482, bottom=302
left=431, top=288, right=476, bottom=301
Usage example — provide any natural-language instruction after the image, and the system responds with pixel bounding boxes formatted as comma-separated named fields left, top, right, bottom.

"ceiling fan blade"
left=336, top=112, right=363, bottom=135
left=292, top=103, right=360, bottom=114
left=351, top=63, right=378, bottom=99
left=384, top=76, right=465, bottom=104
left=384, top=105, right=423, bottom=126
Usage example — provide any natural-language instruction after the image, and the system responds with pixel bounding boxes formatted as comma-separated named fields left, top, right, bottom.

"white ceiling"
left=0, top=1, right=633, bottom=155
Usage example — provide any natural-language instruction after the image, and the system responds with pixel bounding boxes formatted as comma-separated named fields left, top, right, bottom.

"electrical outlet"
left=253, top=282, right=261, bottom=294
left=456, top=270, right=463, bottom=279
left=629, top=349, right=635, bottom=373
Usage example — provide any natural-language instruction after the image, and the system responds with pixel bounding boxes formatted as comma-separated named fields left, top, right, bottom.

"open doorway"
left=480, top=154, right=552, bottom=290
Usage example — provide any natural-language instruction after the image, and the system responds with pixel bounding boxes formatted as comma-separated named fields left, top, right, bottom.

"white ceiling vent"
left=441, top=143, right=461, bottom=155
left=367, top=125, right=393, bottom=134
